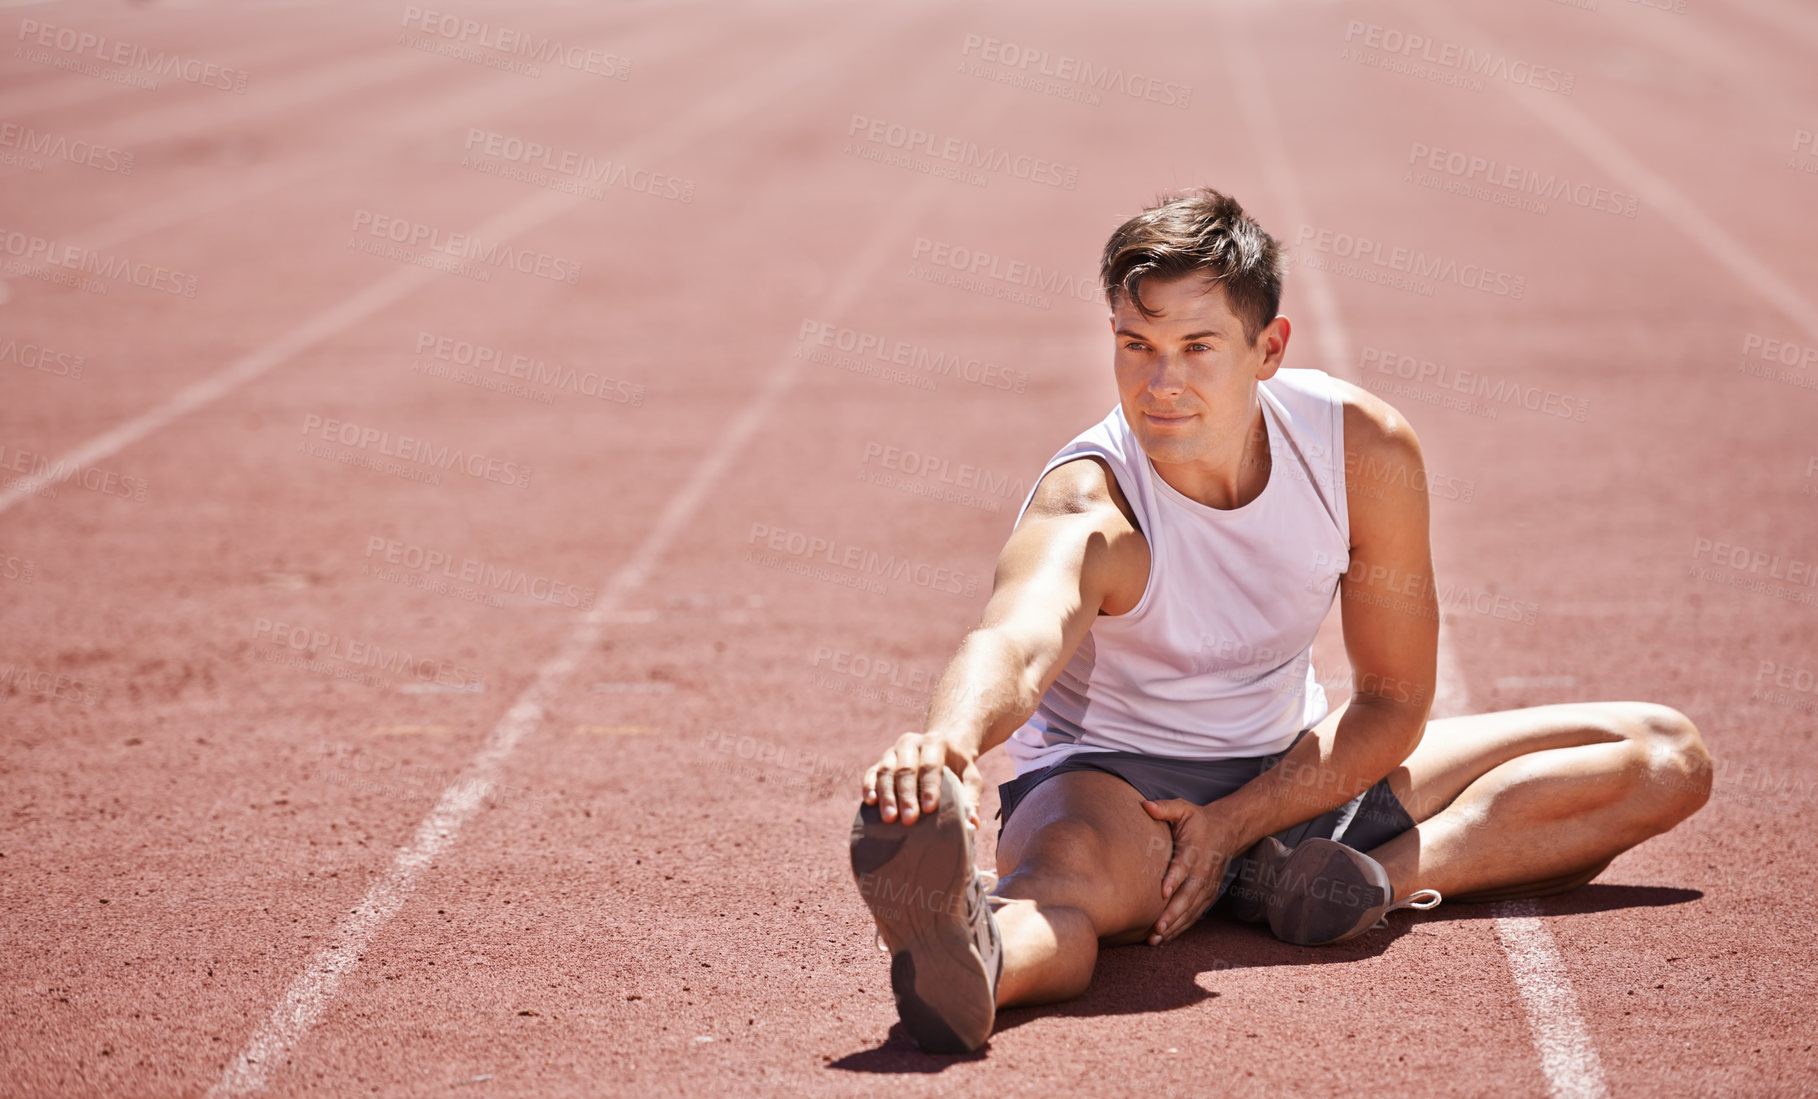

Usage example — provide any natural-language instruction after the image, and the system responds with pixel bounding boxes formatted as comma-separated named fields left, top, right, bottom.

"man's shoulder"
left=1328, top=375, right=1423, bottom=476
left=1023, top=454, right=1142, bottom=535
left=1326, top=375, right=1429, bottom=544
left=1013, top=453, right=1150, bottom=616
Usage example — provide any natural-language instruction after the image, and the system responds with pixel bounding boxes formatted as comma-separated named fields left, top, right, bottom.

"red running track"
left=1, top=0, right=1814, bottom=1096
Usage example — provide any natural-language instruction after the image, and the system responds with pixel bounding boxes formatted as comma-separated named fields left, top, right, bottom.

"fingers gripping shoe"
left=849, top=769, right=1003, bottom=1053
left=1265, top=837, right=1441, bottom=946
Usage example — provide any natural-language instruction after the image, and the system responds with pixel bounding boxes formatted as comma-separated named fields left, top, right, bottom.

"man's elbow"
left=1348, top=686, right=1432, bottom=760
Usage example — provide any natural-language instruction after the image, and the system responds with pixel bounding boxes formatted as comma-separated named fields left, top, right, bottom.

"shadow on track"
left=829, top=916, right=1405, bottom=1072
left=826, top=1028, right=988, bottom=1074
left=828, top=884, right=1700, bottom=1071
left=1434, top=883, right=1704, bottom=919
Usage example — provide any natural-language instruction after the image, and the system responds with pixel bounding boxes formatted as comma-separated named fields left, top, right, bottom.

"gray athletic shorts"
left=994, top=730, right=1417, bottom=914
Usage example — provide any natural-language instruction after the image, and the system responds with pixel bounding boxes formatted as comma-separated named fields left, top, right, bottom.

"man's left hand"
left=1141, top=797, right=1248, bottom=946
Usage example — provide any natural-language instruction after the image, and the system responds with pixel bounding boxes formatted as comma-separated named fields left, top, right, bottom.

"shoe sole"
left=849, top=769, right=994, bottom=1053
left=1227, top=836, right=1291, bottom=924
left=1266, top=838, right=1394, bottom=946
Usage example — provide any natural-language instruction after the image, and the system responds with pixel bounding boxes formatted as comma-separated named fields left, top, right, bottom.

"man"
left=848, top=188, right=1712, bottom=1054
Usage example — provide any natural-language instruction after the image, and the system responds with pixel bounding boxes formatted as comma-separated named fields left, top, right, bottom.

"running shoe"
left=849, top=768, right=1002, bottom=1053
left=1265, top=837, right=1441, bottom=946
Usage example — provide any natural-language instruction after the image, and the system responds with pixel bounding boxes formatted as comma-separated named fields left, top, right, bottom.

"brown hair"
left=1099, top=187, right=1284, bottom=346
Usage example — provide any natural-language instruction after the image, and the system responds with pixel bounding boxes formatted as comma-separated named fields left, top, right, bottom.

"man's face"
left=1110, top=274, right=1286, bottom=468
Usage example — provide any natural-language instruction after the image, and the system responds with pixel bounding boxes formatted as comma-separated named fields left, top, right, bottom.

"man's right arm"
left=861, top=457, right=1147, bottom=826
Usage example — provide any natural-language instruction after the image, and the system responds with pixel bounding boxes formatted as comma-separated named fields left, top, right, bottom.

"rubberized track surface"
left=3, top=1, right=1815, bottom=1096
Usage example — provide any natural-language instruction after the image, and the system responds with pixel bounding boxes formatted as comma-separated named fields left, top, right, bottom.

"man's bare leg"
left=1366, top=702, right=1712, bottom=901
left=989, top=770, right=1175, bottom=1007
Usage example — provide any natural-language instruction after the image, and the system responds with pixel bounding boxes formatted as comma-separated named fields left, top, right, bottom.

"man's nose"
left=1145, top=356, right=1187, bottom=394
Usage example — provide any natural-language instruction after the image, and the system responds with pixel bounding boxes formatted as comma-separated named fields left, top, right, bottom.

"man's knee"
left=1614, top=702, right=1712, bottom=827
left=998, top=817, right=1164, bottom=934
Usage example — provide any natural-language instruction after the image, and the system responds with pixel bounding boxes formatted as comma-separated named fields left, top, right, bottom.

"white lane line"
left=1493, top=900, right=1613, bottom=1099
left=63, top=18, right=688, bottom=255
left=204, top=22, right=957, bottom=1097
left=77, top=46, right=446, bottom=151
left=205, top=171, right=939, bottom=1099
left=1223, top=12, right=1612, bottom=1098
left=50, top=7, right=662, bottom=156
left=1407, top=0, right=1818, bottom=348
left=1220, top=29, right=1354, bottom=383
left=0, top=17, right=820, bottom=521
left=1739, top=0, right=1818, bottom=51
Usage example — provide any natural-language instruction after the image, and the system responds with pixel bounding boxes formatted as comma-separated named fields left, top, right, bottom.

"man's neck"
left=1149, top=404, right=1271, bottom=510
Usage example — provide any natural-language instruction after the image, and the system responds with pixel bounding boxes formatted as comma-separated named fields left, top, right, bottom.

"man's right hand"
left=861, top=732, right=984, bottom=828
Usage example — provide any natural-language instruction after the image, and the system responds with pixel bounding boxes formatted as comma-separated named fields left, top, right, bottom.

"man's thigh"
left=1384, top=701, right=1661, bottom=823
left=994, top=769, right=1173, bottom=944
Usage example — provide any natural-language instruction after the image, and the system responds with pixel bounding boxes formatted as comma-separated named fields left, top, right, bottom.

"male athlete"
left=847, top=188, right=1712, bottom=1054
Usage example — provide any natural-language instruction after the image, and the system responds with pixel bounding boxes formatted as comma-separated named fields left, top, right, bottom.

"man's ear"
left=1255, top=315, right=1291, bottom=380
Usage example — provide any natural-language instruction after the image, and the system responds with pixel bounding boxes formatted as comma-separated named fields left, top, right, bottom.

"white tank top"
left=1006, top=367, right=1352, bottom=774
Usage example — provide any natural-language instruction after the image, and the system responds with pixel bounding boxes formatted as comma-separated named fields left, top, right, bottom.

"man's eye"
left=1188, top=344, right=1210, bottom=352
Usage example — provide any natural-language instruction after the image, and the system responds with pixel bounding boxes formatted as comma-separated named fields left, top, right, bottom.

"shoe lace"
left=1371, top=888, right=1442, bottom=930
left=971, top=866, right=1004, bottom=991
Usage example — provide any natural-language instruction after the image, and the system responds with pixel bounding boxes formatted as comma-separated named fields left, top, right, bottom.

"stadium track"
left=2, top=0, right=1815, bottom=1096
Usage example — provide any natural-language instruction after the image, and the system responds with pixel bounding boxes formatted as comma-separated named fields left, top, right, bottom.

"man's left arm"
left=1145, top=391, right=1438, bottom=943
